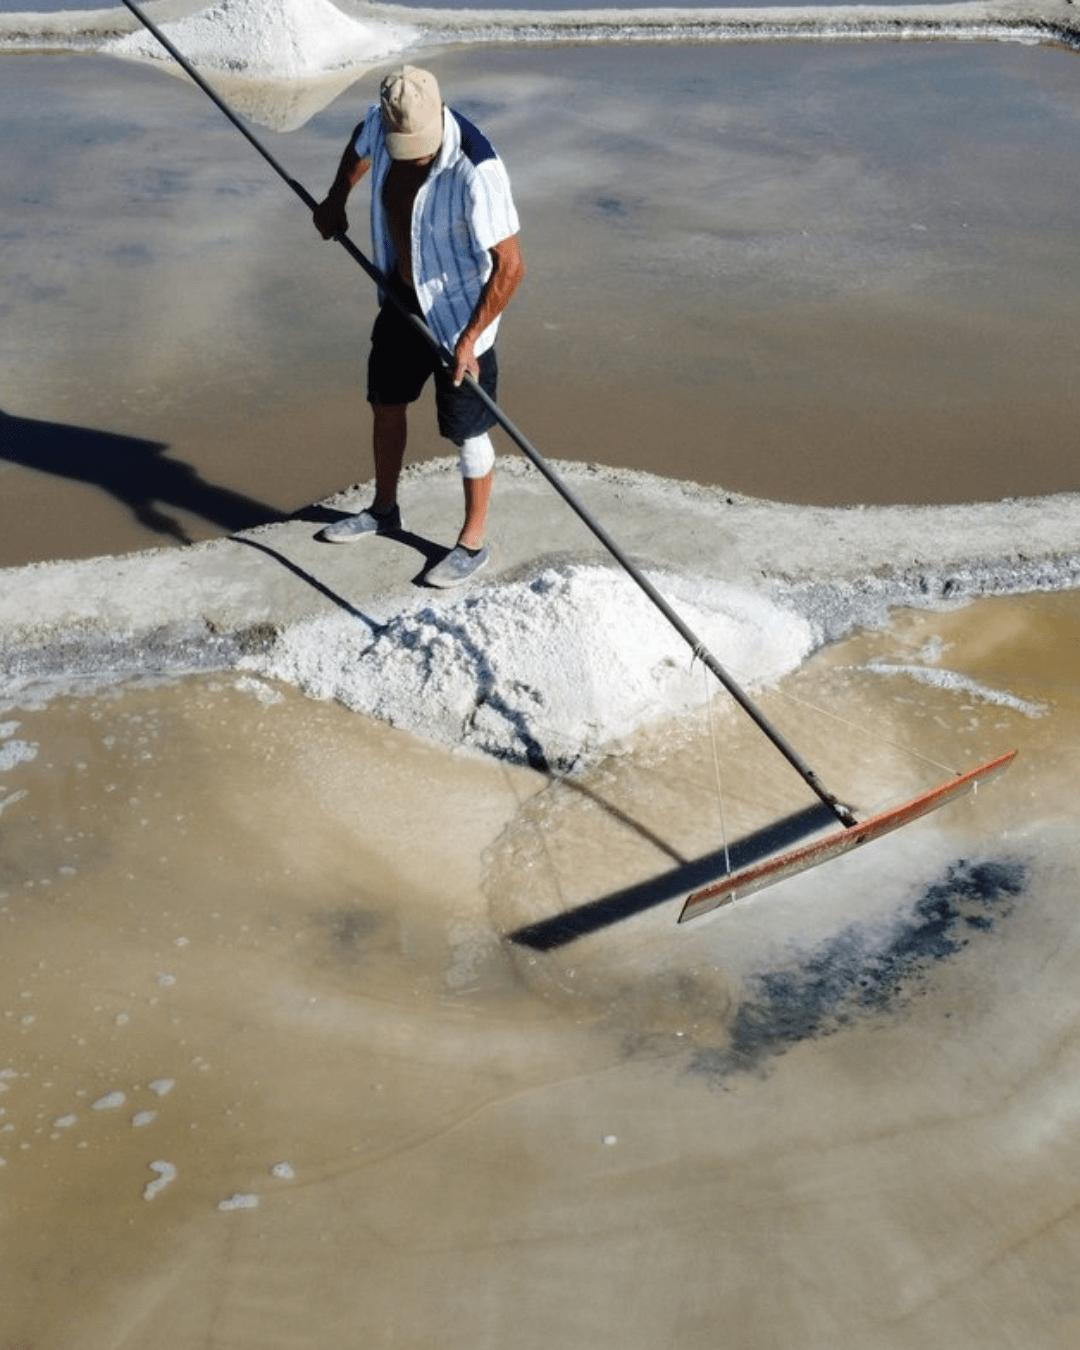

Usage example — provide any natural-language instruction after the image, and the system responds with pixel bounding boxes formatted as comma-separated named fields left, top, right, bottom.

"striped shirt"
left=353, top=104, right=521, bottom=357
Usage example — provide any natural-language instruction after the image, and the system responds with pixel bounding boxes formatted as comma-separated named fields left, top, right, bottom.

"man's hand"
left=451, top=337, right=480, bottom=387
left=313, top=197, right=347, bottom=240
left=450, top=236, right=525, bottom=385
left=313, top=149, right=370, bottom=240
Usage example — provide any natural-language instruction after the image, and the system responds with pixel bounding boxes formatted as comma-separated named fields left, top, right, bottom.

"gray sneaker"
left=319, top=504, right=401, bottom=543
left=426, top=543, right=490, bottom=588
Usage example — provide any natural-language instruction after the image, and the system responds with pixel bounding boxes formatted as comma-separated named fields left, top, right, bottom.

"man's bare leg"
left=459, top=471, right=492, bottom=550
left=318, top=400, right=408, bottom=542
left=372, top=400, right=408, bottom=513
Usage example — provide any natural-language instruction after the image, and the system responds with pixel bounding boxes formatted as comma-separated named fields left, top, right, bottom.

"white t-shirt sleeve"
left=468, top=158, right=520, bottom=252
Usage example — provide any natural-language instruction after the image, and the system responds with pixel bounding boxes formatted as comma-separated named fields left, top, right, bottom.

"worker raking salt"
left=313, top=65, right=525, bottom=587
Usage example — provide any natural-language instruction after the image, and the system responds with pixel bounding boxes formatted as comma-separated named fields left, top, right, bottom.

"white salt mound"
left=107, top=0, right=413, bottom=80
left=243, top=564, right=814, bottom=769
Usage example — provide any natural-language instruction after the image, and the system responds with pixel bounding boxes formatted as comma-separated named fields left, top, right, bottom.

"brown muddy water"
left=2, top=589, right=1079, bottom=1347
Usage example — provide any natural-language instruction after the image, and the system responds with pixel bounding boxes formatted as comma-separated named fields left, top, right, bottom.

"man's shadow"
left=1, top=406, right=286, bottom=544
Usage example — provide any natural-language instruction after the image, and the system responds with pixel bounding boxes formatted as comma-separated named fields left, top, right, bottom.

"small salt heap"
left=242, top=563, right=814, bottom=771
left=107, top=0, right=415, bottom=81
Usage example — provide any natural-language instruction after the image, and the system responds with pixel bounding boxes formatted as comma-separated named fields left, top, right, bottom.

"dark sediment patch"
left=690, top=857, right=1028, bottom=1082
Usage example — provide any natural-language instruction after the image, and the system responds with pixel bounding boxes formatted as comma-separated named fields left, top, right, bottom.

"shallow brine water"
left=4, top=39, right=1080, bottom=567
left=2, top=588, right=1079, bottom=1347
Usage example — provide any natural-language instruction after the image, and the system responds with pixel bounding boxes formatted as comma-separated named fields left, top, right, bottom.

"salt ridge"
left=6, top=0, right=1079, bottom=82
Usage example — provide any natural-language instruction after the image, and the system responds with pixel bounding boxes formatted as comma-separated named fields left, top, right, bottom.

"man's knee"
left=457, top=433, right=495, bottom=478
left=372, top=400, right=408, bottom=427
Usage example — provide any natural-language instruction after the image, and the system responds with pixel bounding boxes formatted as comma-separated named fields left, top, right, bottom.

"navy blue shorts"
left=367, top=289, right=498, bottom=444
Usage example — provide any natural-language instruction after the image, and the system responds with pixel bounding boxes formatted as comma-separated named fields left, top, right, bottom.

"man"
left=313, top=65, right=525, bottom=588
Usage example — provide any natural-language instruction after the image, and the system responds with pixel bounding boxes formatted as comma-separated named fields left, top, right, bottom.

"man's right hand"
left=313, top=197, right=347, bottom=240
left=314, top=149, right=370, bottom=239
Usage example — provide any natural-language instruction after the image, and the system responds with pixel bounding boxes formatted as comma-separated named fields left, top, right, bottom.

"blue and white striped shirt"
left=354, top=104, right=521, bottom=357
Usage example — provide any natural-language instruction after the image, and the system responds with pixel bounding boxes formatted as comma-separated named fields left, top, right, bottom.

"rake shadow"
left=508, top=801, right=838, bottom=950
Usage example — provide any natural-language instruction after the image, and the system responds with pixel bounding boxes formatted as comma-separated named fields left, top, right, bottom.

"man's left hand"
left=451, top=339, right=480, bottom=387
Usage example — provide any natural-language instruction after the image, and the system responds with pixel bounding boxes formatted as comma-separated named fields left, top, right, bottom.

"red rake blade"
left=678, top=749, right=1017, bottom=924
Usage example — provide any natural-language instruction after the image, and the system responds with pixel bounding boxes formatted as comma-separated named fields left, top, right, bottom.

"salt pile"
left=106, top=0, right=415, bottom=80
left=242, top=563, right=814, bottom=769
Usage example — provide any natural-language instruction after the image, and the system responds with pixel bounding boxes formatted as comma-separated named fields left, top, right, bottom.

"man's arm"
left=452, top=235, right=526, bottom=386
left=313, top=143, right=371, bottom=240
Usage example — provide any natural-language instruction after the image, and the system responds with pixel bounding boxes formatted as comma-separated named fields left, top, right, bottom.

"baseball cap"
left=380, top=66, right=443, bottom=161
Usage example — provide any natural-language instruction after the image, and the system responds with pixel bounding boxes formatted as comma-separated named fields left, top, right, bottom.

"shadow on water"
left=0, top=407, right=285, bottom=543
left=508, top=801, right=839, bottom=950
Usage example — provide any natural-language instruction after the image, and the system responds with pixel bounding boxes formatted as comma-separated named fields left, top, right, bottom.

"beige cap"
left=380, top=66, right=443, bottom=161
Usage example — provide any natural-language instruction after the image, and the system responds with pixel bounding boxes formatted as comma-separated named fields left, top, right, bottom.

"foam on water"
left=142, top=1159, right=177, bottom=1200
left=0, top=726, right=38, bottom=772
left=864, top=660, right=1049, bottom=717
